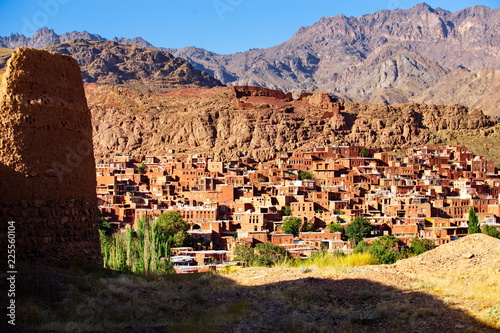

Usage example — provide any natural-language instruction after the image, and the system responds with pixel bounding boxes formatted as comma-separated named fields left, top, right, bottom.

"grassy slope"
left=6, top=245, right=500, bottom=333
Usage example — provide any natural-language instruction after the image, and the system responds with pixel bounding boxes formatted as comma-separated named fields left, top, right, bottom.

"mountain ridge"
left=1, top=3, right=499, bottom=115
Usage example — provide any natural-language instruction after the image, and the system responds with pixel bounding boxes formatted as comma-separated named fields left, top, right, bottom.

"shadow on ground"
left=1, top=261, right=497, bottom=333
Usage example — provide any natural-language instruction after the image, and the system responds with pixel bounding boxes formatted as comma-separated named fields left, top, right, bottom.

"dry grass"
left=412, top=265, right=500, bottom=327
left=9, top=251, right=500, bottom=332
left=284, top=252, right=378, bottom=275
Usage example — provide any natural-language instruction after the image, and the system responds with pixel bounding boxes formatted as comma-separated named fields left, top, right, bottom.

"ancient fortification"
left=0, top=48, right=102, bottom=265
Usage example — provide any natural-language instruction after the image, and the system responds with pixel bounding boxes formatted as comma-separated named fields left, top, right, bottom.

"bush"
left=233, top=243, right=290, bottom=267
left=299, top=170, right=315, bottom=180
left=327, top=222, right=344, bottom=233
left=369, top=235, right=401, bottom=264
left=410, top=238, right=436, bottom=255
left=482, top=225, right=500, bottom=239
left=282, top=216, right=302, bottom=237
left=137, top=162, right=147, bottom=174
left=353, top=240, right=371, bottom=254
left=233, top=244, right=255, bottom=266
left=346, top=216, right=372, bottom=245
left=254, top=243, right=290, bottom=267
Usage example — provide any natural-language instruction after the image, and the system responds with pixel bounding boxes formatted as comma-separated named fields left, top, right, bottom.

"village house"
left=97, top=145, right=500, bottom=256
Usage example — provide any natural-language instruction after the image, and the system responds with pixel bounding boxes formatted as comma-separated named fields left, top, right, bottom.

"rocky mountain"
left=1, top=40, right=224, bottom=93
left=0, top=27, right=106, bottom=49
left=85, top=84, right=497, bottom=161
left=41, top=40, right=223, bottom=93
left=1, top=4, right=498, bottom=115
left=416, top=67, right=500, bottom=117
left=166, top=3, right=500, bottom=113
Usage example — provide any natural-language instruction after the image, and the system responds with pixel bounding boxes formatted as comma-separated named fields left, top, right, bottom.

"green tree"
left=233, top=244, right=255, bottom=266
left=482, top=225, right=500, bottom=239
left=299, top=170, right=315, bottom=180
left=410, top=237, right=436, bottom=255
left=282, top=216, right=302, bottom=237
left=172, top=230, right=191, bottom=247
left=468, top=207, right=481, bottom=234
left=345, top=216, right=372, bottom=245
left=327, top=222, right=344, bottom=233
left=156, top=211, right=189, bottom=238
left=369, top=235, right=400, bottom=264
left=282, top=206, right=291, bottom=216
left=353, top=240, right=371, bottom=254
left=137, top=162, right=148, bottom=174
left=301, top=222, right=314, bottom=232
left=253, top=243, right=290, bottom=267
left=360, top=147, right=369, bottom=157
left=97, top=214, right=111, bottom=235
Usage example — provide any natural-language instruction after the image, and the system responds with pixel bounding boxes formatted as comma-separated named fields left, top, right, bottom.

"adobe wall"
left=0, top=48, right=102, bottom=265
left=232, top=86, right=293, bottom=101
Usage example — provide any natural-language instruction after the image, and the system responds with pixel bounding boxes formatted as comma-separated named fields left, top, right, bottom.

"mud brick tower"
left=0, top=48, right=102, bottom=265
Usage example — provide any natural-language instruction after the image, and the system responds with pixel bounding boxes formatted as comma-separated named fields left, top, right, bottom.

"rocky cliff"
left=42, top=40, right=223, bottom=94
left=0, top=48, right=102, bottom=264
left=86, top=84, right=497, bottom=162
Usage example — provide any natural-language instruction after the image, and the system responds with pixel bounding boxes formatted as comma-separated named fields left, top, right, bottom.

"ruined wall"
left=232, top=86, right=293, bottom=101
left=0, top=48, right=102, bottom=265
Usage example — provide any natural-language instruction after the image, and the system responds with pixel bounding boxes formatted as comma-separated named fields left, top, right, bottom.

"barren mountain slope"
left=1, top=4, right=498, bottom=114
left=416, top=67, right=500, bottom=117
left=86, top=84, right=497, bottom=161
left=0, top=3, right=500, bottom=115
left=42, top=40, right=223, bottom=93
left=168, top=4, right=500, bottom=114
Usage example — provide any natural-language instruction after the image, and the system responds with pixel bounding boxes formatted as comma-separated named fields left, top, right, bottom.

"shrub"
left=482, top=225, right=500, bottom=239
left=137, top=162, right=147, bottom=174
left=327, top=222, right=344, bottom=233
left=369, top=235, right=401, bottom=264
left=254, top=243, right=290, bottom=267
left=298, top=170, right=315, bottom=180
left=353, top=240, right=371, bottom=254
left=410, top=238, right=436, bottom=255
left=233, top=244, right=255, bottom=266
left=234, top=243, right=290, bottom=267
left=346, top=216, right=372, bottom=245
left=282, top=216, right=302, bottom=237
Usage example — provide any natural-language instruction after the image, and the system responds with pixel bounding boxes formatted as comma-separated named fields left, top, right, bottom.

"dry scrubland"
left=3, top=234, right=499, bottom=333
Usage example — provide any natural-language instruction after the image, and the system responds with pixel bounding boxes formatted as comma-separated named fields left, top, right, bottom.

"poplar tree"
left=468, top=207, right=481, bottom=234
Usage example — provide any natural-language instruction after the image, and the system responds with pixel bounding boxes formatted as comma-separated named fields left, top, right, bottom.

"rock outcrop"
left=0, top=48, right=102, bottom=265
left=85, top=84, right=497, bottom=162
left=44, top=39, right=223, bottom=94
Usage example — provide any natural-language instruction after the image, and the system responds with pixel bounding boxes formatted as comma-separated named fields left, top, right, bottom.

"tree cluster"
left=233, top=243, right=290, bottom=267
left=354, top=236, right=436, bottom=264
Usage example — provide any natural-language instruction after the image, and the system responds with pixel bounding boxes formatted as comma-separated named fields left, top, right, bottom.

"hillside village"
left=96, top=145, right=500, bottom=266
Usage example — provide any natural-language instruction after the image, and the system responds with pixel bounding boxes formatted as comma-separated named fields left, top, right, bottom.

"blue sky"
left=0, top=0, right=498, bottom=54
